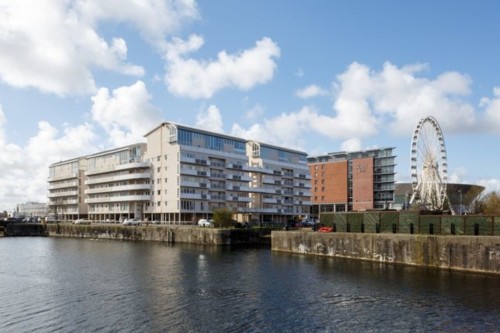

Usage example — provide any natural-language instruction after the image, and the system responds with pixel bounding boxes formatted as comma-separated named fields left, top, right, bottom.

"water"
left=0, top=238, right=499, bottom=333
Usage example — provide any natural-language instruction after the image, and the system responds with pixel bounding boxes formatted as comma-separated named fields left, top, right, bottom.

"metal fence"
left=320, top=212, right=500, bottom=236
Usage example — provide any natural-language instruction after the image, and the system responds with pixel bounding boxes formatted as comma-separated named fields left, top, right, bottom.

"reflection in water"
left=0, top=238, right=499, bottom=332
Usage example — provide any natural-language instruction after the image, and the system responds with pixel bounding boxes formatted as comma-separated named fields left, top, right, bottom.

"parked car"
left=73, top=219, right=91, bottom=225
left=198, top=219, right=212, bottom=227
left=300, top=219, right=318, bottom=227
left=151, top=220, right=161, bottom=225
left=123, top=218, right=141, bottom=226
left=45, top=216, right=58, bottom=223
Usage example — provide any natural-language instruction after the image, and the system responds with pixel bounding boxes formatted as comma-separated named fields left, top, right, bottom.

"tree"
left=471, top=191, right=500, bottom=214
left=212, top=208, right=234, bottom=228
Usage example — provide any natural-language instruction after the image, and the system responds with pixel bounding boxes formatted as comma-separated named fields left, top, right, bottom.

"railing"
left=319, top=212, right=500, bottom=236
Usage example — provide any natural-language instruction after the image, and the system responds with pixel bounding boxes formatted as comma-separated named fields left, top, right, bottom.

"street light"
left=458, top=190, right=462, bottom=215
left=405, top=190, right=411, bottom=211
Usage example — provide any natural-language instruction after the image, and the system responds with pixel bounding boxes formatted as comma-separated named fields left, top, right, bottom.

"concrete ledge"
left=272, top=231, right=500, bottom=274
left=2, top=223, right=48, bottom=237
left=46, top=223, right=270, bottom=245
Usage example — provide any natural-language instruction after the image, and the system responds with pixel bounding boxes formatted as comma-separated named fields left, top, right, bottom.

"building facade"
left=85, top=144, right=151, bottom=222
left=48, top=157, right=88, bottom=220
left=48, top=122, right=311, bottom=224
left=308, top=148, right=396, bottom=215
left=16, top=201, right=48, bottom=218
left=144, top=122, right=311, bottom=223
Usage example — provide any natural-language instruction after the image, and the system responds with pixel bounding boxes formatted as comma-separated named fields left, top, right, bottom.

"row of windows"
left=177, top=129, right=246, bottom=155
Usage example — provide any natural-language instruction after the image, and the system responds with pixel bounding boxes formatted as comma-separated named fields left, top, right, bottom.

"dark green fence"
left=320, top=212, right=500, bottom=236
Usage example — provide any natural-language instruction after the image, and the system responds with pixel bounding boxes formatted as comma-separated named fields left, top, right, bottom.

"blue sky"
left=0, top=0, right=499, bottom=211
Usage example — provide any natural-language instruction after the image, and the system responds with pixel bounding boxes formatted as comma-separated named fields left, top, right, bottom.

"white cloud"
left=0, top=106, right=97, bottom=211
left=196, top=105, right=223, bottom=133
left=91, top=81, right=163, bottom=147
left=245, top=104, right=265, bottom=120
left=0, top=0, right=198, bottom=95
left=234, top=61, right=481, bottom=153
left=480, top=87, right=500, bottom=132
left=341, top=138, right=362, bottom=152
left=448, top=167, right=467, bottom=184
left=164, top=36, right=280, bottom=98
left=296, top=84, right=328, bottom=99
left=478, top=178, right=500, bottom=193
left=232, top=106, right=321, bottom=150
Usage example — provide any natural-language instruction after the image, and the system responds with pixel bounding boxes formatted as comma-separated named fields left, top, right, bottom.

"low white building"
left=16, top=201, right=48, bottom=218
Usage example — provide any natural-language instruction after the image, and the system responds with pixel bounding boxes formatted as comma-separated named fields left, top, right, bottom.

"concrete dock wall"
left=1, top=223, right=48, bottom=237
left=46, top=224, right=270, bottom=245
left=272, top=231, right=500, bottom=274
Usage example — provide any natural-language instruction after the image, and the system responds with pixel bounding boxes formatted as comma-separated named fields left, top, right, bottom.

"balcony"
left=85, top=195, right=151, bottom=204
left=180, top=156, right=209, bottom=166
left=85, top=162, right=151, bottom=176
left=48, top=181, right=78, bottom=190
left=180, top=180, right=211, bottom=189
left=180, top=193, right=211, bottom=200
left=48, top=190, right=78, bottom=198
left=295, top=173, right=312, bottom=180
left=48, top=172, right=79, bottom=182
left=227, top=174, right=252, bottom=182
left=86, top=172, right=151, bottom=185
left=85, top=184, right=151, bottom=194
left=251, top=187, right=276, bottom=194
left=49, top=199, right=78, bottom=205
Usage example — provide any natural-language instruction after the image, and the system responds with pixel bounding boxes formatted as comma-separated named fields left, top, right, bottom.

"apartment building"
left=308, top=148, right=396, bottom=215
left=48, top=157, right=88, bottom=220
left=85, top=144, right=151, bottom=222
left=48, top=122, right=311, bottom=224
left=144, top=122, right=311, bottom=223
left=16, top=201, right=48, bottom=218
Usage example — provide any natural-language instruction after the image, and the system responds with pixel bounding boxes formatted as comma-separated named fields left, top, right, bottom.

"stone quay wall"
left=272, top=231, right=500, bottom=274
left=0, top=223, right=48, bottom=237
left=46, top=223, right=270, bottom=245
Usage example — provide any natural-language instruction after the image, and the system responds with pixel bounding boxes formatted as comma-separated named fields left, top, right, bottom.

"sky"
left=0, top=0, right=499, bottom=211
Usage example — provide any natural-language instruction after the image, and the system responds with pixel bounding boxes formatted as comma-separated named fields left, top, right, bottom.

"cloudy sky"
left=0, top=0, right=499, bottom=211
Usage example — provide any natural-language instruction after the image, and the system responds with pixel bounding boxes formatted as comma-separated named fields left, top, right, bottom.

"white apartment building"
left=85, top=144, right=151, bottom=222
left=48, top=157, right=88, bottom=220
left=16, top=201, right=48, bottom=218
left=144, top=122, right=311, bottom=223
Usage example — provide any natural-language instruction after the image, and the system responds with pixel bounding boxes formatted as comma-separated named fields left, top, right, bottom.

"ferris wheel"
left=409, top=116, right=448, bottom=211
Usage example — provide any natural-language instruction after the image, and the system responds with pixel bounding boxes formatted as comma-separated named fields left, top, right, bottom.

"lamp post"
left=458, top=190, right=462, bottom=215
left=405, top=190, right=411, bottom=211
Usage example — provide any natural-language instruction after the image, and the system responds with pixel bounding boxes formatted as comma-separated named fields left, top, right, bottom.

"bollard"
left=451, top=223, right=455, bottom=235
left=474, top=223, right=479, bottom=236
left=429, top=223, right=434, bottom=235
left=410, top=223, right=414, bottom=234
left=361, top=223, right=365, bottom=233
left=392, top=223, right=397, bottom=234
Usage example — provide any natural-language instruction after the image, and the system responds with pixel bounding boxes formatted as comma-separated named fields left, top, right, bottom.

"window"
left=157, top=156, right=161, bottom=161
left=157, top=178, right=160, bottom=184
left=157, top=201, right=161, bottom=206
left=157, top=167, right=161, bottom=172
left=157, top=190, right=161, bottom=195
left=164, top=178, right=168, bottom=183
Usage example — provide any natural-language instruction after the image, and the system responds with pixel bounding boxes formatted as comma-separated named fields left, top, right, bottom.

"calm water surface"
left=0, top=237, right=499, bottom=332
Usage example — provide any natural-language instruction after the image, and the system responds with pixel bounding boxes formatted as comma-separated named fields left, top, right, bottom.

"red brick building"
left=308, top=148, right=395, bottom=216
